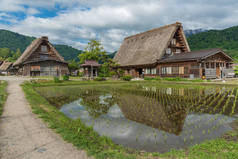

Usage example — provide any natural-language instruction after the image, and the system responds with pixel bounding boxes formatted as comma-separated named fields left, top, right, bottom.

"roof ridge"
left=125, top=22, right=181, bottom=40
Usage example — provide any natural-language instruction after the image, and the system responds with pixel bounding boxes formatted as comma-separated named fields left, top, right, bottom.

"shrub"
left=144, top=77, right=155, bottom=80
left=121, top=75, right=132, bottom=81
left=155, top=76, right=162, bottom=81
left=109, top=71, right=117, bottom=77
left=94, top=77, right=106, bottom=81
left=191, top=79, right=204, bottom=82
left=78, top=72, right=84, bottom=77
left=53, top=76, right=61, bottom=83
left=163, top=77, right=187, bottom=81
left=63, top=75, right=69, bottom=81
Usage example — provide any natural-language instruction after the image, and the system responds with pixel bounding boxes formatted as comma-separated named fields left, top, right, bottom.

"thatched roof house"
left=114, top=22, right=234, bottom=79
left=114, top=22, right=190, bottom=67
left=0, top=61, right=13, bottom=72
left=13, top=36, right=68, bottom=76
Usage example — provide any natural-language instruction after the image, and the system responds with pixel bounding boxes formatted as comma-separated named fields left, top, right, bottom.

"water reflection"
left=59, top=87, right=237, bottom=152
left=34, top=84, right=238, bottom=152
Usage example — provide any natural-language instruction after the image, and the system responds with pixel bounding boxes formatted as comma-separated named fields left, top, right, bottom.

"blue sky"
left=0, top=0, right=238, bottom=51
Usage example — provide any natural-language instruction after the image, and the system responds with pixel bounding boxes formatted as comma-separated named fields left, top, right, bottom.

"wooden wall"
left=21, top=61, right=68, bottom=76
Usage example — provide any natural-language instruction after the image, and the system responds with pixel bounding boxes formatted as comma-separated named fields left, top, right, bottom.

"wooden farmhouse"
left=114, top=22, right=234, bottom=79
left=13, top=36, right=69, bottom=76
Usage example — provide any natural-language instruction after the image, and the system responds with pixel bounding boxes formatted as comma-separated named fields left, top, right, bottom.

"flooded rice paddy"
left=35, top=83, right=238, bottom=153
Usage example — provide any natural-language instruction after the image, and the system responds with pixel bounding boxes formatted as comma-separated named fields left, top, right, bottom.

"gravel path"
left=0, top=77, right=93, bottom=159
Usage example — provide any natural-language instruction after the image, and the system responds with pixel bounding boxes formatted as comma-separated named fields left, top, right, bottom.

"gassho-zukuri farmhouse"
left=12, top=36, right=69, bottom=76
left=114, top=22, right=234, bottom=79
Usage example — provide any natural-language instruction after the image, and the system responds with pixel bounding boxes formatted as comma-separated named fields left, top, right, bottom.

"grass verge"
left=0, top=81, right=8, bottom=116
left=22, top=81, right=238, bottom=159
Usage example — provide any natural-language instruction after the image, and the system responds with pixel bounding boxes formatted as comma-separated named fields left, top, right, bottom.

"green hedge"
left=120, top=76, right=132, bottom=81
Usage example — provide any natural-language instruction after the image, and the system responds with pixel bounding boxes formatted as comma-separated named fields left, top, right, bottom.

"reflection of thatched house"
left=13, top=36, right=68, bottom=76
left=117, top=93, right=187, bottom=135
left=114, top=22, right=234, bottom=79
left=80, top=60, right=101, bottom=77
left=0, top=61, right=13, bottom=75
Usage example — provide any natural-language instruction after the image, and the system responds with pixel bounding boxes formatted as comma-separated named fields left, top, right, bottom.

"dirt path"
left=0, top=79, right=93, bottom=159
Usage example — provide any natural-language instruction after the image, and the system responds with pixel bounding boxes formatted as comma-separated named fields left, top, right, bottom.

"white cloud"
left=1, top=0, right=238, bottom=52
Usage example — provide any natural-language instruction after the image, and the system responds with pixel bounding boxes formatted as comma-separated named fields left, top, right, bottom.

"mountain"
left=184, top=29, right=207, bottom=37
left=187, top=25, right=238, bottom=61
left=0, top=29, right=82, bottom=61
left=108, top=51, right=117, bottom=59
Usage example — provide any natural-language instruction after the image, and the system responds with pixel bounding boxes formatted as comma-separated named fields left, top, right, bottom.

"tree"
left=78, top=39, right=107, bottom=64
left=12, top=48, right=21, bottom=60
left=234, top=66, right=238, bottom=77
left=99, top=59, right=124, bottom=78
left=0, top=48, right=11, bottom=59
left=68, top=60, right=79, bottom=74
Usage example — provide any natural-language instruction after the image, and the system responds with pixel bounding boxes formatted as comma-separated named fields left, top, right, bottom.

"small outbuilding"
left=80, top=60, right=101, bottom=78
left=0, top=61, right=13, bottom=75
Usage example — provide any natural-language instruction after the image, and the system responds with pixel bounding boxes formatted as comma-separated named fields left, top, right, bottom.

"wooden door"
left=216, top=67, right=221, bottom=78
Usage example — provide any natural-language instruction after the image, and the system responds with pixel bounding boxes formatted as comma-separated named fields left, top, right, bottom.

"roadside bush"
left=94, top=77, right=106, bottom=81
left=63, top=75, right=69, bottom=81
left=53, top=76, right=61, bottom=83
left=121, top=75, right=132, bottom=81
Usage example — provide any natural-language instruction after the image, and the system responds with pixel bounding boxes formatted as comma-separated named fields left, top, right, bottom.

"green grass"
left=0, top=81, right=7, bottom=116
left=22, top=82, right=138, bottom=159
left=21, top=81, right=238, bottom=159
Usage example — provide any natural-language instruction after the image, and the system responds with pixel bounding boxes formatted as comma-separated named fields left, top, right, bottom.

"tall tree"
left=12, top=48, right=21, bottom=60
left=78, top=39, right=107, bottom=64
left=0, top=48, right=11, bottom=59
left=68, top=60, right=79, bottom=74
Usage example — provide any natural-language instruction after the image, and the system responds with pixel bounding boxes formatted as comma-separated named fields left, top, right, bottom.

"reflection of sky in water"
left=60, top=96, right=236, bottom=153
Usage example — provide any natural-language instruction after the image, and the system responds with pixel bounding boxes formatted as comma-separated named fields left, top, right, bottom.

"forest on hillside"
left=1, top=25, right=238, bottom=62
left=0, top=30, right=82, bottom=61
left=187, top=26, right=238, bottom=61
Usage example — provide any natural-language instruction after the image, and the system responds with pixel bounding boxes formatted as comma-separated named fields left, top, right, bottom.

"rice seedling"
left=230, top=88, right=238, bottom=116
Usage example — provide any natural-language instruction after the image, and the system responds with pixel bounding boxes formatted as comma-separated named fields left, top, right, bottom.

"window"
left=226, top=63, right=230, bottom=69
left=151, top=68, right=157, bottom=75
left=145, top=68, right=151, bottom=74
left=179, top=67, right=184, bottom=74
left=172, top=67, right=179, bottom=74
left=175, top=49, right=181, bottom=54
left=206, top=63, right=209, bottom=69
left=171, top=39, right=176, bottom=45
left=184, top=67, right=189, bottom=74
left=167, top=67, right=172, bottom=74
left=211, top=62, right=215, bottom=69
left=162, top=67, right=167, bottom=74
left=166, top=48, right=172, bottom=54
left=40, top=54, right=49, bottom=60
left=41, top=45, right=47, bottom=52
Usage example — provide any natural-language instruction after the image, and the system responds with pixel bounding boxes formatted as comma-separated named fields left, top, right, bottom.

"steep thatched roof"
left=0, top=61, right=12, bottom=71
left=159, top=48, right=234, bottom=63
left=13, top=36, right=66, bottom=66
left=80, top=60, right=101, bottom=67
left=114, top=22, right=190, bottom=67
